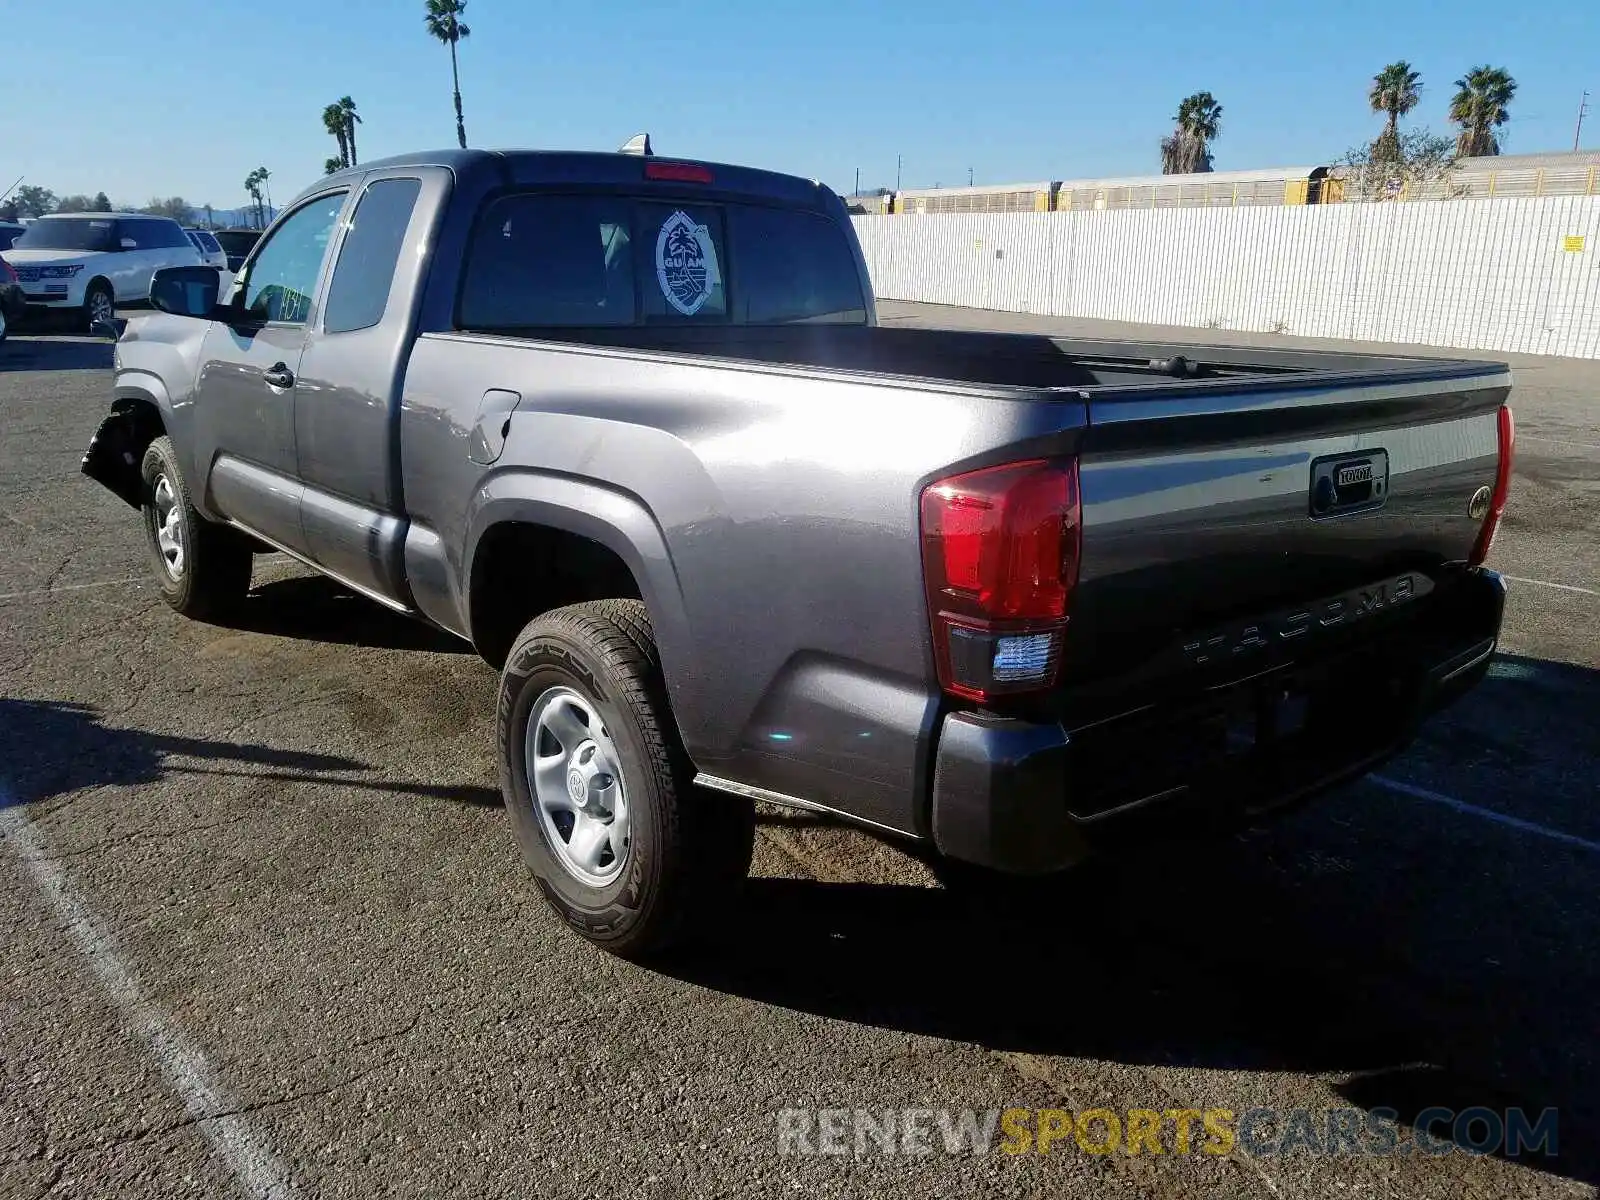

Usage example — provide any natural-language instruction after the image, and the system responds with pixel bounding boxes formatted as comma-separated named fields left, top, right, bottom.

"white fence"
left=852, top=195, right=1600, bottom=359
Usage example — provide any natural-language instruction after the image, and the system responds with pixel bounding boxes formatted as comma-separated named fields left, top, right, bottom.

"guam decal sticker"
left=655, top=211, right=718, bottom=315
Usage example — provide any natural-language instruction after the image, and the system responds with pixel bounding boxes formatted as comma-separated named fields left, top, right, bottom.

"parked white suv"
left=184, top=227, right=230, bottom=270
left=5, top=213, right=203, bottom=329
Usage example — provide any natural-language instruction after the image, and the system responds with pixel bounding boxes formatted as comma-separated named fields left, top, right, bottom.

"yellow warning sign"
left=1562, top=235, right=1586, bottom=252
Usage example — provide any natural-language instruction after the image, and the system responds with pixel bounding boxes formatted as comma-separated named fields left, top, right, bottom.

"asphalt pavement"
left=1, top=309, right=1596, bottom=1199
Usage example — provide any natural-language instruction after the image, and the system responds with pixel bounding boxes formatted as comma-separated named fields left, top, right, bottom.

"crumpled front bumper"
left=930, top=568, right=1508, bottom=875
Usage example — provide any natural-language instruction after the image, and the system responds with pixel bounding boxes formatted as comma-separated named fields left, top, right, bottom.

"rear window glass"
left=727, top=206, right=868, bottom=324
left=459, top=193, right=636, bottom=328
left=456, top=193, right=865, bottom=330
left=637, top=202, right=726, bottom=322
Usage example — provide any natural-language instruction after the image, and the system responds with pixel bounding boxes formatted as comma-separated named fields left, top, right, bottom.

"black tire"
left=498, top=599, right=754, bottom=959
left=81, top=279, right=115, bottom=333
left=139, top=436, right=253, bottom=620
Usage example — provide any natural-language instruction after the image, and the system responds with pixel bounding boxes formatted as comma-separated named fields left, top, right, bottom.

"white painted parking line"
left=0, top=796, right=300, bottom=1199
left=0, top=577, right=143, bottom=602
left=1502, top=575, right=1598, bottom=597
left=1519, top=434, right=1600, bottom=452
left=1370, top=775, right=1600, bottom=854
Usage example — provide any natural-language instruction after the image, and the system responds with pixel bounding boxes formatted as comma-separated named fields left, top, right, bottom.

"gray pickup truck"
left=83, top=146, right=1514, bottom=957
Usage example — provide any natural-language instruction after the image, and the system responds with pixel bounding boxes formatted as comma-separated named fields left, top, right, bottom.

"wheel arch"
left=463, top=473, right=694, bottom=715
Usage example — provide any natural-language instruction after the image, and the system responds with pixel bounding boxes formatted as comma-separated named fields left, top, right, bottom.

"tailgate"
left=1066, top=361, right=1511, bottom=680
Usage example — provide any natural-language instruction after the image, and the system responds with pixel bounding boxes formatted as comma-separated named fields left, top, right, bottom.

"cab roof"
left=302, top=148, right=831, bottom=211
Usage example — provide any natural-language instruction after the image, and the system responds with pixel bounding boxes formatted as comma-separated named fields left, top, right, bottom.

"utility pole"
left=1576, top=91, right=1591, bottom=152
left=854, top=167, right=860, bottom=197
left=896, top=154, right=902, bottom=192
left=968, top=167, right=974, bottom=186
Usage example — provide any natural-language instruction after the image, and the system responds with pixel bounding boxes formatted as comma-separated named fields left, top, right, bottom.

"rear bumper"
left=930, top=568, right=1507, bottom=874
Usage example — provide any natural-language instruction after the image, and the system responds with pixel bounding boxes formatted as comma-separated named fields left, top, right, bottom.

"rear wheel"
left=498, top=600, right=754, bottom=959
left=81, top=280, right=114, bottom=332
left=140, top=436, right=253, bottom=620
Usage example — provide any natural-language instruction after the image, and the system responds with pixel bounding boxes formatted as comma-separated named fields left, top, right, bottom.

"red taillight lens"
left=920, top=459, right=1081, bottom=702
left=644, top=160, right=715, bottom=184
left=1469, top=405, right=1514, bottom=567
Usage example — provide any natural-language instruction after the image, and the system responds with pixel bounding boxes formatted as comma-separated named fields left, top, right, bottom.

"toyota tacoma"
left=82, top=146, right=1514, bottom=957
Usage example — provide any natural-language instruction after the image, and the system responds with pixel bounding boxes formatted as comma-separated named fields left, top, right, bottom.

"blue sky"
left=4, top=0, right=1596, bottom=211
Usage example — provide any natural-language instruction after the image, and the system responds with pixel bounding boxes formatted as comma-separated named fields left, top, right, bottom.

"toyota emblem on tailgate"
left=1310, top=450, right=1389, bottom=518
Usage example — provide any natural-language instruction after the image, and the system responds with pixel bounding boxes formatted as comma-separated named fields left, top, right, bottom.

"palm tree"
left=1160, top=92, right=1223, bottom=174
left=1450, top=66, right=1517, bottom=157
left=425, top=0, right=471, bottom=149
left=323, top=103, right=350, bottom=169
left=325, top=157, right=344, bottom=176
left=339, top=96, right=362, bottom=165
left=1369, top=61, right=1421, bottom=158
left=243, top=169, right=265, bottom=229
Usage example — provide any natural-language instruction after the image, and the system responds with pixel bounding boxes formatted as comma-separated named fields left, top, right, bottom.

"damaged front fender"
left=81, top=396, right=165, bottom=510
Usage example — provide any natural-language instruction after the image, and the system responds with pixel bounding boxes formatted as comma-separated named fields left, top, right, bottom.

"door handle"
left=263, top=363, right=295, bottom=390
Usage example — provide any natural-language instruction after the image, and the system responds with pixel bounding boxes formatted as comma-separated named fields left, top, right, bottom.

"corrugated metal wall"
left=853, top=196, right=1600, bottom=359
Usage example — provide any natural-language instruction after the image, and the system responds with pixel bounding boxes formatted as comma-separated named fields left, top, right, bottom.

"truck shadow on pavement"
left=0, top=336, right=114, bottom=373
left=0, top=698, right=501, bottom=810
left=671, top=652, right=1600, bottom=1186
left=220, top=573, right=475, bottom=654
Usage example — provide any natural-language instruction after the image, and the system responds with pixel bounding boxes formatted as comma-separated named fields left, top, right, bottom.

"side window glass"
left=637, top=203, right=726, bottom=322
left=242, top=194, right=345, bottom=325
left=323, top=179, right=422, bottom=334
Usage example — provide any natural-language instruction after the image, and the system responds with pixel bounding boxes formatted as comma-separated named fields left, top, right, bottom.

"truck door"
left=192, top=191, right=349, bottom=554
left=292, top=172, right=436, bottom=607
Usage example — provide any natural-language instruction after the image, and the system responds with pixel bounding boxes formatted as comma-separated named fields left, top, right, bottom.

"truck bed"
left=432, top=320, right=1510, bottom=699
left=526, top=321, right=1502, bottom=394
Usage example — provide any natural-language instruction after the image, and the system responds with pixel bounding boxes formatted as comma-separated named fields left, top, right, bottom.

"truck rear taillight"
left=920, top=458, right=1082, bottom=703
left=645, top=161, right=714, bottom=184
left=1469, top=404, right=1515, bottom=567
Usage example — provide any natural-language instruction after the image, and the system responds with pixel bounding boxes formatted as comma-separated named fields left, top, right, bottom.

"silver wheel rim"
left=525, top=686, right=630, bottom=887
left=89, top=289, right=113, bottom=324
left=152, top=474, right=185, bottom=579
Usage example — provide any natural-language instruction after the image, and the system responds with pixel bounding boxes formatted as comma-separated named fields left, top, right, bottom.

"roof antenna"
left=619, top=133, right=653, bottom=156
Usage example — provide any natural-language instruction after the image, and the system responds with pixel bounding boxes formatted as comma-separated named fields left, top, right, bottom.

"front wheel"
left=81, top=280, right=115, bottom=332
left=498, top=600, right=754, bottom=959
left=140, top=436, right=253, bottom=620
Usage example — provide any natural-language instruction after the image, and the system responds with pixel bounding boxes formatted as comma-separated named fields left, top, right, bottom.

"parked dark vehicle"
left=0, top=222, right=26, bottom=251
left=82, top=147, right=1513, bottom=958
left=0, top=256, right=25, bottom=343
left=211, top=228, right=261, bottom=272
